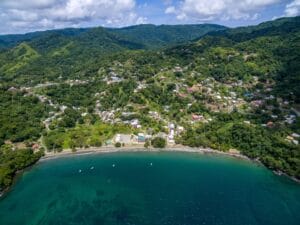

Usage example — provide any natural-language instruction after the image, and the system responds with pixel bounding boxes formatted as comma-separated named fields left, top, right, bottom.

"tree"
left=90, top=138, right=102, bottom=147
left=144, top=140, right=150, bottom=148
left=151, top=137, right=166, bottom=148
left=115, top=142, right=121, bottom=148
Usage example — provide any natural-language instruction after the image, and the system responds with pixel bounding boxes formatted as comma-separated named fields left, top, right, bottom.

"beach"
left=41, top=145, right=249, bottom=161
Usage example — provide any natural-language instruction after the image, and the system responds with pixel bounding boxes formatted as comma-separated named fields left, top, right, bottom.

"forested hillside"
left=0, top=24, right=225, bottom=50
left=0, top=17, right=299, bottom=190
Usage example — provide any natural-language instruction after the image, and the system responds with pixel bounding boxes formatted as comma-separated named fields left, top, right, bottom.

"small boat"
left=90, top=166, right=94, bottom=170
left=112, top=164, right=116, bottom=168
left=150, top=163, right=153, bottom=166
left=79, top=169, right=82, bottom=173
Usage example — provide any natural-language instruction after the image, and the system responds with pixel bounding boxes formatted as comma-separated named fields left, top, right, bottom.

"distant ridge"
left=0, top=24, right=226, bottom=49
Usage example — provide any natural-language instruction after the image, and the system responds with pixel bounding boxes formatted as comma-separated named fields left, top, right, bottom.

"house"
left=32, top=143, right=40, bottom=151
left=169, top=123, right=175, bottom=130
left=105, top=140, right=112, bottom=146
left=174, top=66, right=183, bottom=73
left=60, top=105, right=68, bottom=112
left=177, top=92, right=188, bottom=98
left=145, top=134, right=152, bottom=140
left=168, top=130, right=175, bottom=139
left=177, top=126, right=184, bottom=134
left=149, top=111, right=160, bottom=119
left=130, top=119, right=139, bottom=128
left=156, top=132, right=168, bottom=139
left=115, top=134, right=133, bottom=144
left=285, top=115, right=296, bottom=124
left=8, top=87, right=18, bottom=92
left=187, top=85, right=199, bottom=93
left=251, top=100, right=263, bottom=107
left=192, top=114, right=204, bottom=121
left=122, top=112, right=135, bottom=117
left=286, top=136, right=294, bottom=141
left=266, top=121, right=274, bottom=128
left=137, top=133, right=146, bottom=143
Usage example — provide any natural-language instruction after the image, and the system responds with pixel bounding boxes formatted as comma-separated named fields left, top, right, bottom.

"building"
left=266, top=121, right=274, bottom=128
left=156, top=132, right=168, bottom=139
left=137, top=133, right=146, bottom=143
left=192, top=114, right=204, bottom=121
left=114, top=134, right=133, bottom=144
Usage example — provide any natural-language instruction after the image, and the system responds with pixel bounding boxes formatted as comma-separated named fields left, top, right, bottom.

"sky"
left=0, top=0, right=299, bottom=34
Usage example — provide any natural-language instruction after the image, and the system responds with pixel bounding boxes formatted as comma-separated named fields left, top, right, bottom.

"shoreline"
left=1, top=145, right=248, bottom=198
left=40, top=145, right=250, bottom=161
left=1, top=145, right=298, bottom=198
left=41, top=145, right=300, bottom=184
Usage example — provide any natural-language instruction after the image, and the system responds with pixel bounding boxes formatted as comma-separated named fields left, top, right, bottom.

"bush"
left=151, top=137, right=166, bottom=148
left=90, top=139, right=102, bottom=147
left=144, top=140, right=150, bottom=148
left=115, top=142, right=121, bottom=148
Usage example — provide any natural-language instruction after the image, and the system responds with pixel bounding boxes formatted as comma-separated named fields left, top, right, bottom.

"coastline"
left=1, top=145, right=248, bottom=198
left=40, top=145, right=300, bottom=184
left=41, top=145, right=250, bottom=161
left=1, top=145, right=298, bottom=198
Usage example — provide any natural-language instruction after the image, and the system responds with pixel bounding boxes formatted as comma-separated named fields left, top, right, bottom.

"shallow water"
left=0, top=152, right=300, bottom=225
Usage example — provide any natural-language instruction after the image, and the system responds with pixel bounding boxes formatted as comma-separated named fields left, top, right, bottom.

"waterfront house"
left=137, top=133, right=146, bottom=143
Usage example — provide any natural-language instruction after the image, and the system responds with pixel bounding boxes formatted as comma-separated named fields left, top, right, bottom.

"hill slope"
left=0, top=24, right=226, bottom=50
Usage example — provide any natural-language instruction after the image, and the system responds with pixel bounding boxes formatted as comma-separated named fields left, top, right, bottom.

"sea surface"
left=0, top=152, right=300, bottom=225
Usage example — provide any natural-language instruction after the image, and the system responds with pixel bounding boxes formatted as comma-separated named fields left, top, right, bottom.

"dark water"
left=0, top=152, right=300, bottom=225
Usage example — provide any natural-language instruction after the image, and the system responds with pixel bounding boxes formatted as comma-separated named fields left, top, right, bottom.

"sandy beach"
left=41, top=145, right=250, bottom=161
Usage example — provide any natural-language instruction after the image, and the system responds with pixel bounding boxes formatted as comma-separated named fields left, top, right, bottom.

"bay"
left=0, top=152, right=299, bottom=225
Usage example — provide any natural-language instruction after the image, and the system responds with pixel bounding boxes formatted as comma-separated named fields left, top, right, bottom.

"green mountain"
left=0, top=24, right=225, bottom=84
left=108, top=24, right=226, bottom=48
left=0, top=17, right=300, bottom=189
left=0, top=24, right=226, bottom=50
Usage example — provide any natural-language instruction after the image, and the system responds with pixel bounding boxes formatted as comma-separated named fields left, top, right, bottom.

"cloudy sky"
left=0, top=0, right=299, bottom=34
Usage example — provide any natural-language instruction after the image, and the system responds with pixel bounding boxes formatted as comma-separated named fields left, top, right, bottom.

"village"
left=5, top=60, right=300, bottom=153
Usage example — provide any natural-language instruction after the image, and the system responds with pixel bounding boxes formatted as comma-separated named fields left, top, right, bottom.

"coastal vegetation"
left=151, top=137, right=167, bottom=148
left=44, top=122, right=132, bottom=151
left=179, top=113, right=300, bottom=177
left=0, top=145, right=43, bottom=191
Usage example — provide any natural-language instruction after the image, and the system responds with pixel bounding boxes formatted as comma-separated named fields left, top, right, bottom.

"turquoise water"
left=0, top=152, right=300, bottom=225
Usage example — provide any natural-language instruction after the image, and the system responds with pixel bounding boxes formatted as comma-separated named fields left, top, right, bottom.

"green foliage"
left=0, top=89, right=50, bottom=143
left=179, top=113, right=300, bottom=178
left=109, top=24, right=226, bottom=49
left=115, top=142, right=121, bottom=148
left=151, top=137, right=166, bottom=148
left=144, top=140, right=150, bottom=148
left=0, top=145, right=43, bottom=190
left=44, top=122, right=132, bottom=151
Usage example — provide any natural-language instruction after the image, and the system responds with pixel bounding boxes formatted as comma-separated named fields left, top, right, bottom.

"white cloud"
left=1, top=0, right=59, bottom=10
left=166, top=0, right=283, bottom=22
left=0, top=0, right=143, bottom=34
left=284, top=0, right=300, bottom=16
left=165, top=6, right=176, bottom=14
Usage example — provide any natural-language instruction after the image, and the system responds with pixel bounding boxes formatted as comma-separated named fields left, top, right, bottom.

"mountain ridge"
left=0, top=23, right=226, bottom=50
